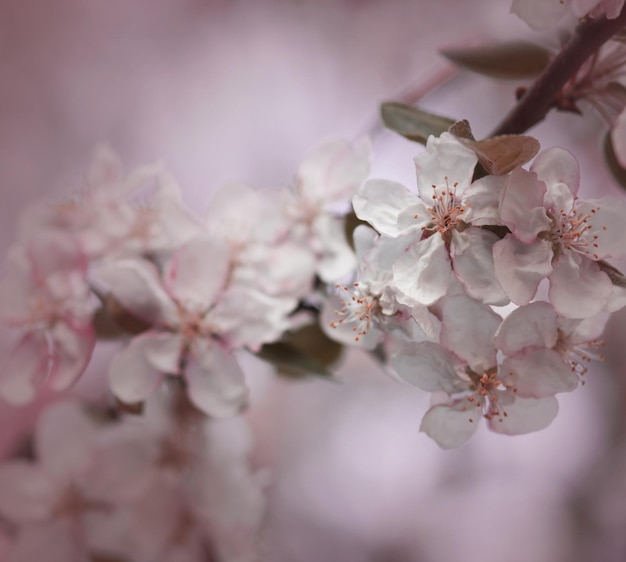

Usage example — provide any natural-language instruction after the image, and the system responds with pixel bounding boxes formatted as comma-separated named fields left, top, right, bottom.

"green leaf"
left=441, top=41, right=551, bottom=80
left=257, top=323, right=343, bottom=381
left=380, top=102, right=456, bottom=144
left=603, top=132, right=626, bottom=190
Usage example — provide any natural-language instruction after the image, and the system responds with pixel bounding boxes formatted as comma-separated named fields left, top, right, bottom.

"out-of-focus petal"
left=95, top=259, right=177, bottom=326
left=48, top=322, right=95, bottom=391
left=185, top=342, right=248, bottom=418
left=109, top=332, right=182, bottom=405
left=0, top=462, right=57, bottom=522
left=164, top=236, right=231, bottom=311
left=511, top=0, right=571, bottom=30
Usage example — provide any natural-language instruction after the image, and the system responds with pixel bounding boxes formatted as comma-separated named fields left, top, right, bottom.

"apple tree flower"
left=0, top=234, right=95, bottom=404
left=95, top=235, right=293, bottom=417
left=390, top=295, right=567, bottom=448
left=493, top=147, right=626, bottom=318
left=512, top=0, right=624, bottom=31
left=353, top=133, right=508, bottom=306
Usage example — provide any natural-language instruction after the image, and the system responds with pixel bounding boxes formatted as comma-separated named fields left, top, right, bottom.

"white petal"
left=95, top=259, right=177, bottom=326
left=352, top=179, right=423, bottom=237
left=390, top=341, right=461, bottom=393
left=451, top=229, right=508, bottom=305
left=503, top=348, right=578, bottom=397
left=489, top=395, right=558, bottom=435
left=109, top=332, right=182, bottom=404
left=440, top=295, right=501, bottom=373
left=393, top=235, right=452, bottom=305
left=579, top=197, right=626, bottom=260
left=499, top=168, right=550, bottom=243
left=511, top=0, right=570, bottom=30
left=164, top=236, right=231, bottom=311
left=549, top=253, right=613, bottom=318
left=462, top=174, right=506, bottom=226
left=494, top=301, right=558, bottom=354
left=420, top=402, right=479, bottom=449
left=493, top=236, right=553, bottom=306
left=312, top=214, right=357, bottom=282
left=297, top=137, right=370, bottom=204
left=415, top=133, right=477, bottom=201
left=185, top=343, right=249, bottom=417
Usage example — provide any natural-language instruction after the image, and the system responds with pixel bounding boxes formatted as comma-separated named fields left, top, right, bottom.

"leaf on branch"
left=257, top=323, right=343, bottom=381
left=380, top=102, right=456, bottom=144
left=449, top=121, right=540, bottom=175
left=598, top=259, right=626, bottom=288
left=603, top=131, right=626, bottom=190
left=440, top=41, right=551, bottom=80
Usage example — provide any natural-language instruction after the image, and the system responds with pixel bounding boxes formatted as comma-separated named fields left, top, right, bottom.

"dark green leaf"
left=441, top=41, right=551, bottom=80
left=380, top=102, right=456, bottom=144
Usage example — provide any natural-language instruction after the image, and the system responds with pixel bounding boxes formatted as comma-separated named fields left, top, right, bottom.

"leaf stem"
left=492, top=10, right=626, bottom=136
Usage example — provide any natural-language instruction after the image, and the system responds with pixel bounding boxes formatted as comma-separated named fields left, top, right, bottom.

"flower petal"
left=185, top=343, right=248, bottom=418
left=495, top=301, right=558, bottom=354
left=531, top=147, right=580, bottom=199
left=488, top=395, right=558, bottom=435
left=493, top=235, right=553, bottom=306
left=109, top=332, right=181, bottom=405
left=0, top=462, right=56, bottom=522
left=48, top=322, right=95, bottom=391
left=164, top=236, right=231, bottom=311
left=420, top=401, right=479, bottom=449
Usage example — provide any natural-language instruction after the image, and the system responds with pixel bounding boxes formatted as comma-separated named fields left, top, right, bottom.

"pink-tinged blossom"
left=96, top=236, right=293, bottom=416
left=282, top=138, right=371, bottom=282
left=205, top=182, right=315, bottom=301
left=612, top=106, right=626, bottom=168
left=494, top=147, right=626, bottom=318
left=321, top=225, right=440, bottom=349
left=512, top=0, right=624, bottom=30
left=390, top=295, right=563, bottom=448
left=495, top=301, right=607, bottom=389
left=0, top=401, right=157, bottom=562
left=0, top=235, right=95, bottom=404
left=19, top=146, right=203, bottom=261
left=353, top=133, right=508, bottom=306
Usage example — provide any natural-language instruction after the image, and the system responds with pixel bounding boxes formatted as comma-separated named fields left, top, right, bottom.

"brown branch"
left=492, top=10, right=626, bottom=136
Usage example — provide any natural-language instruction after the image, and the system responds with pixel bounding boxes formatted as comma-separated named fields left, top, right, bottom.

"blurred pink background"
left=1, top=1, right=625, bottom=560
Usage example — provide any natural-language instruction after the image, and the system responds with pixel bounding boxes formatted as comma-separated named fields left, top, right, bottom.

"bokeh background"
left=1, top=0, right=626, bottom=560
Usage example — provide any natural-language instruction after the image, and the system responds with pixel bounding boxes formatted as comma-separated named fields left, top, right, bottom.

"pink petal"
left=499, top=168, right=550, bottom=243
left=185, top=342, right=248, bottom=418
left=494, top=301, right=558, bottom=354
left=531, top=147, right=580, bottom=198
left=164, top=236, right=231, bottom=311
left=48, top=322, right=95, bottom=391
left=0, top=331, right=49, bottom=405
left=579, top=197, right=626, bottom=260
left=109, top=332, right=182, bottom=405
left=462, top=174, right=506, bottom=226
left=493, top=236, right=553, bottom=306
left=95, top=259, right=177, bottom=326
left=0, top=462, right=57, bottom=522
left=312, top=214, right=357, bottom=282
left=549, top=253, right=613, bottom=318
left=35, top=401, right=97, bottom=478
left=420, top=401, right=479, bottom=449
left=488, top=395, right=558, bottom=435
left=503, top=348, right=578, bottom=397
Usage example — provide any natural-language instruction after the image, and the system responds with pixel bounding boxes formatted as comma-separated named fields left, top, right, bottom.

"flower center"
left=461, top=368, right=517, bottom=423
left=423, top=177, right=466, bottom=238
left=549, top=199, right=604, bottom=260
left=554, top=329, right=605, bottom=384
left=330, top=282, right=381, bottom=342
